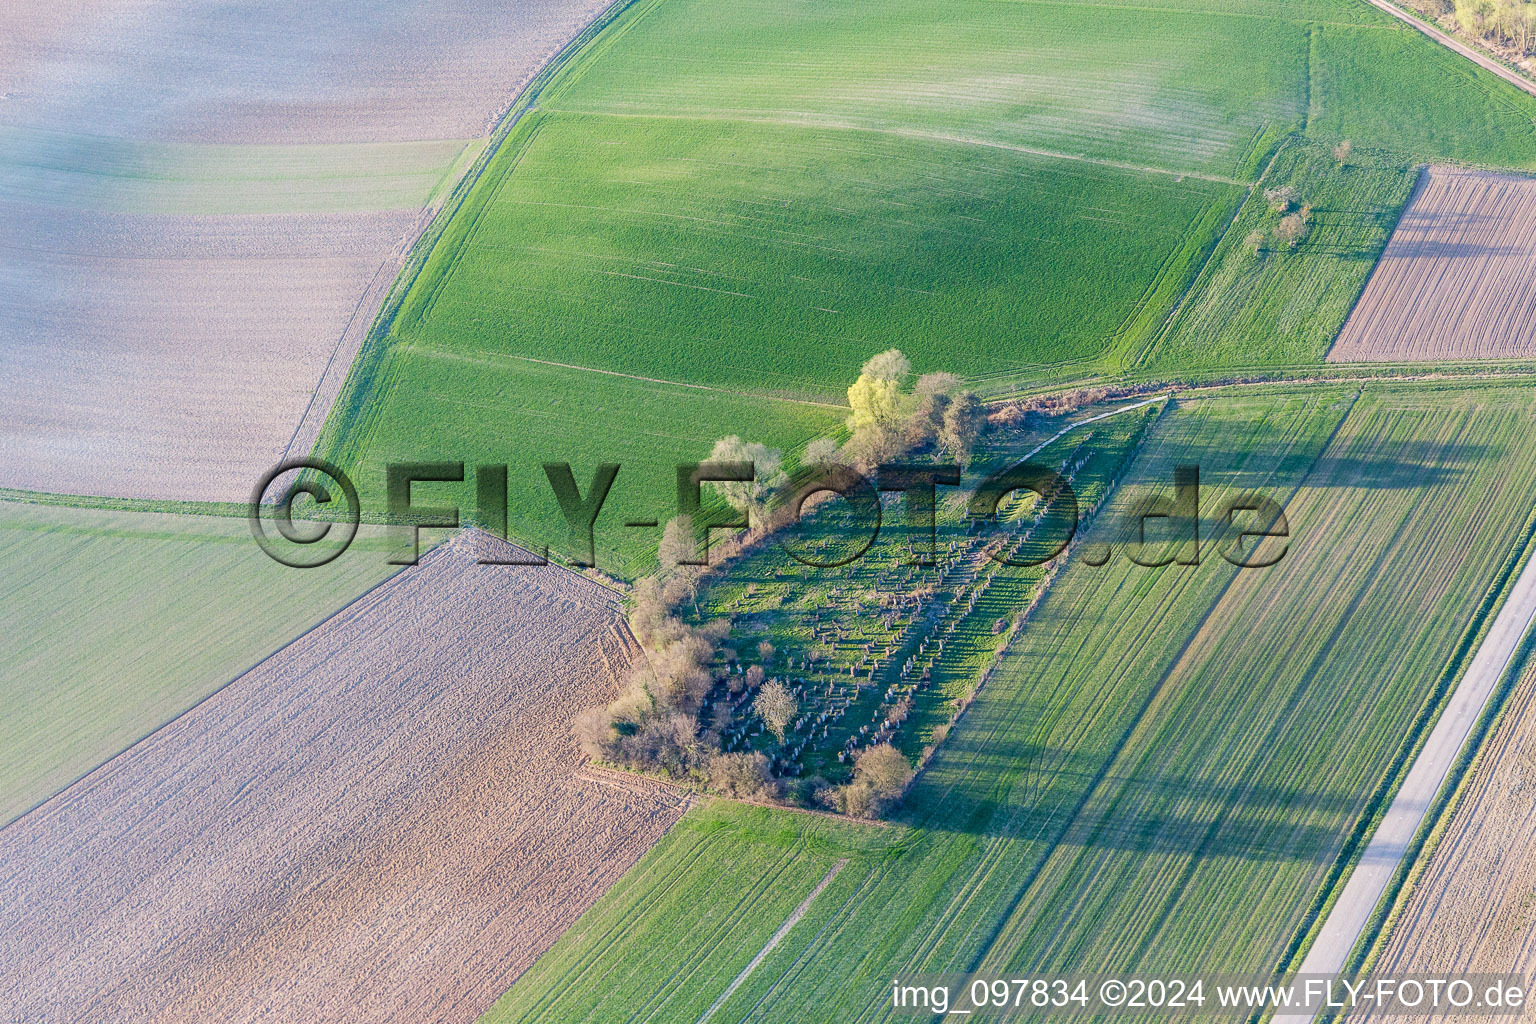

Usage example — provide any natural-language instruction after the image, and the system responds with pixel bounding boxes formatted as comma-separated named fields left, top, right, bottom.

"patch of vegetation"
left=575, top=352, right=1159, bottom=815
left=488, top=385, right=1536, bottom=1022
left=1139, top=140, right=1419, bottom=371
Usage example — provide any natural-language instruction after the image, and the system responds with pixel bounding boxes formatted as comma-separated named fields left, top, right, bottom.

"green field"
left=394, top=116, right=1239, bottom=395
left=0, top=501, right=393, bottom=824
left=485, top=384, right=1536, bottom=1021
left=318, top=0, right=1536, bottom=578
left=1140, top=139, right=1420, bottom=372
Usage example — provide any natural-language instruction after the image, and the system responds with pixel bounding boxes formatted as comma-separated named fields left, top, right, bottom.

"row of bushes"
left=572, top=349, right=994, bottom=817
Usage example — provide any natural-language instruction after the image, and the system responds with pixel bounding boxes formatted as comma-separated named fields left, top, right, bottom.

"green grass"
left=1311, top=24, right=1536, bottom=172
left=485, top=384, right=1536, bottom=1021
left=0, top=502, right=395, bottom=824
left=328, top=348, right=843, bottom=577
left=1140, top=139, right=1420, bottom=371
left=395, top=115, right=1240, bottom=395
left=542, top=0, right=1315, bottom=180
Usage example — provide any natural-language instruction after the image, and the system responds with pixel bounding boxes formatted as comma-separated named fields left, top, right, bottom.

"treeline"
left=572, top=349, right=986, bottom=817
left=1444, top=0, right=1536, bottom=56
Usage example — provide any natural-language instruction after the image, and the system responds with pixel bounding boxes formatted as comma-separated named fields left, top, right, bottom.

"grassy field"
left=0, top=501, right=394, bottom=824
left=1140, top=140, right=1420, bottom=372
left=328, top=348, right=843, bottom=577
left=1311, top=23, right=1536, bottom=172
left=316, top=0, right=1536, bottom=579
left=484, top=384, right=1536, bottom=1021
left=394, top=115, right=1240, bottom=395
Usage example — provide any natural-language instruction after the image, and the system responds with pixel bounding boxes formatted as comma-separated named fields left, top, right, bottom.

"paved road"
left=1362, top=0, right=1536, bottom=100
left=1274, top=536, right=1536, bottom=1022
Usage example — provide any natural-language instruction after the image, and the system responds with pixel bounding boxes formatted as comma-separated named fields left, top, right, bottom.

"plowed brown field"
left=0, top=532, right=686, bottom=1024
left=1354, top=652, right=1536, bottom=1023
left=1328, top=166, right=1536, bottom=362
left=0, top=0, right=607, bottom=502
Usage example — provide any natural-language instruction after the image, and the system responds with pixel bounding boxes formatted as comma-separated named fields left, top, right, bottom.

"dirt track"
left=1273, top=521, right=1536, bottom=1024
left=1352, top=654, right=1536, bottom=1023
left=1328, top=166, right=1536, bottom=363
left=0, top=532, right=685, bottom=1024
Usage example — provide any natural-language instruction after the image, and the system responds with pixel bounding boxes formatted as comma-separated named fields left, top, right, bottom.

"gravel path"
left=0, top=531, right=685, bottom=1024
left=1275, top=531, right=1536, bottom=1022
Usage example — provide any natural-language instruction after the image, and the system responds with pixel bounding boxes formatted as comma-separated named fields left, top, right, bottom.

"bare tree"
left=1332, top=139, right=1353, bottom=166
left=753, top=680, right=796, bottom=742
left=804, top=437, right=843, bottom=466
left=939, top=391, right=985, bottom=465
left=1263, top=184, right=1297, bottom=213
left=1274, top=204, right=1312, bottom=249
left=855, top=744, right=914, bottom=800
left=705, top=436, right=786, bottom=516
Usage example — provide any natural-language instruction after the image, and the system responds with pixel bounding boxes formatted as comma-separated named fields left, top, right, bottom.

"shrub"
left=1263, top=184, right=1297, bottom=213
left=708, top=752, right=779, bottom=800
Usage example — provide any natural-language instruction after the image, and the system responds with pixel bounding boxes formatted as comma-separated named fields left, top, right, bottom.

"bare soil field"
left=0, top=531, right=687, bottom=1024
left=0, top=0, right=606, bottom=502
left=1328, top=166, right=1536, bottom=362
left=1353, top=652, right=1536, bottom=1023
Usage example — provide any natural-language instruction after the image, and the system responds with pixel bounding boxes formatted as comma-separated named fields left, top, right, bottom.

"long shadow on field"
left=1112, top=439, right=1492, bottom=492
left=907, top=737, right=1354, bottom=863
left=1298, top=441, right=1494, bottom=489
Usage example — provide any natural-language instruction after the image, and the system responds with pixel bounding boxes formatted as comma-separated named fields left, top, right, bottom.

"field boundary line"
left=695, top=858, right=848, bottom=1024
left=410, top=347, right=848, bottom=410
left=1361, top=0, right=1536, bottom=100
left=545, top=108, right=1248, bottom=186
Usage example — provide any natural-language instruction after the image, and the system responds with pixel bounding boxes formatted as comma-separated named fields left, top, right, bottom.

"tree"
left=657, top=515, right=697, bottom=574
left=804, top=437, right=843, bottom=466
left=1457, top=0, right=1498, bottom=35
left=855, top=743, right=914, bottom=800
left=1263, top=184, right=1297, bottom=213
left=914, top=371, right=961, bottom=400
left=1243, top=229, right=1266, bottom=255
left=861, top=348, right=912, bottom=384
left=705, top=436, right=786, bottom=515
left=847, top=374, right=904, bottom=432
left=708, top=752, right=778, bottom=800
left=753, top=680, right=796, bottom=742
left=939, top=391, right=985, bottom=465
left=847, top=349, right=912, bottom=432
left=1274, top=203, right=1313, bottom=249
left=904, top=389, right=950, bottom=447
left=1332, top=139, right=1353, bottom=166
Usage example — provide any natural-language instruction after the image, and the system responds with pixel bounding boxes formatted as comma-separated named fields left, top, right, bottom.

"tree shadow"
left=907, top=741, right=1355, bottom=864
